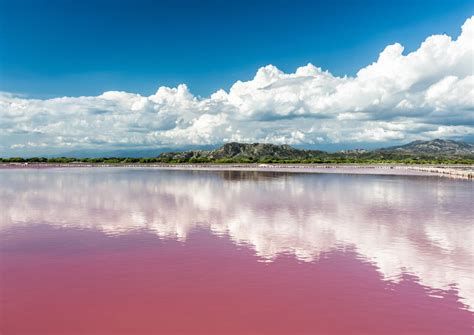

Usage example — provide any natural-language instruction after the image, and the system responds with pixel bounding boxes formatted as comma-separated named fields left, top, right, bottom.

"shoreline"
left=1, top=163, right=473, bottom=179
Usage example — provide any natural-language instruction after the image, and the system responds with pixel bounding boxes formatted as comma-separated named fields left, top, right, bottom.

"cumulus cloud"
left=1, top=17, right=473, bottom=154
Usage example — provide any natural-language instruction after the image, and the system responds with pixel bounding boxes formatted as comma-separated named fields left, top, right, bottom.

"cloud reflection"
left=1, top=168, right=473, bottom=309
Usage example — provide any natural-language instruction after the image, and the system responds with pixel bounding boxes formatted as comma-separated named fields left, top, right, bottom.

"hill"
left=157, top=139, right=474, bottom=163
left=158, top=142, right=326, bottom=161
left=377, top=139, right=474, bottom=157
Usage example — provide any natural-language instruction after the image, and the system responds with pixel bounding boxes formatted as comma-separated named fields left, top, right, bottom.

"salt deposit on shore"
left=1, top=163, right=473, bottom=179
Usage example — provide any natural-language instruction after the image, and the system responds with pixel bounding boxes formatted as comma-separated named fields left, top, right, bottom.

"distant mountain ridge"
left=3, top=139, right=472, bottom=164
left=158, top=139, right=474, bottom=161
left=377, top=139, right=474, bottom=156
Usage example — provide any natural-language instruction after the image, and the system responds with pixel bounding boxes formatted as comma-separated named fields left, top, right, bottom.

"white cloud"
left=1, top=17, right=473, bottom=154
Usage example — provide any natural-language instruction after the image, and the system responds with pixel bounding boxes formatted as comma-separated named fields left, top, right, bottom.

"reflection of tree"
left=1, top=168, right=472, bottom=310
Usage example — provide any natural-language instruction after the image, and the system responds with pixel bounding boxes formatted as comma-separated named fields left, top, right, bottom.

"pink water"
left=1, top=168, right=473, bottom=334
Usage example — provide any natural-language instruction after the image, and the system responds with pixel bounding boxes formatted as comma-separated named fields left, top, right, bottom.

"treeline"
left=1, top=156, right=473, bottom=165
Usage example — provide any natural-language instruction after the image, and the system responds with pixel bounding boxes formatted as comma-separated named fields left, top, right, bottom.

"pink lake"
left=0, top=168, right=473, bottom=334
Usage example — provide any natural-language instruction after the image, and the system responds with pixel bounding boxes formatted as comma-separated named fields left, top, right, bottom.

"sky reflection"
left=1, top=168, right=473, bottom=312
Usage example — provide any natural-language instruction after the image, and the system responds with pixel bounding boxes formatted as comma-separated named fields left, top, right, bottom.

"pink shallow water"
left=0, top=168, right=473, bottom=334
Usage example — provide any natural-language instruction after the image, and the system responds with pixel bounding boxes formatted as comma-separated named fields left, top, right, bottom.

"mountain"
left=159, top=142, right=326, bottom=161
left=158, top=139, right=474, bottom=162
left=376, top=139, right=474, bottom=157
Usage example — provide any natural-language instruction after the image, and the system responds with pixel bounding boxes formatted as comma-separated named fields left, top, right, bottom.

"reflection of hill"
left=1, top=168, right=473, bottom=310
left=216, top=170, right=292, bottom=181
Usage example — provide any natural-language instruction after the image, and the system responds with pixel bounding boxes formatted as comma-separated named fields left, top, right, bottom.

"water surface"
left=1, top=168, right=473, bottom=334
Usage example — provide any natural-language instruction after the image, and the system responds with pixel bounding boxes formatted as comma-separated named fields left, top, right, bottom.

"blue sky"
left=1, top=0, right=472, bottom=98
left=0, top=0, right=473, bottom=156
